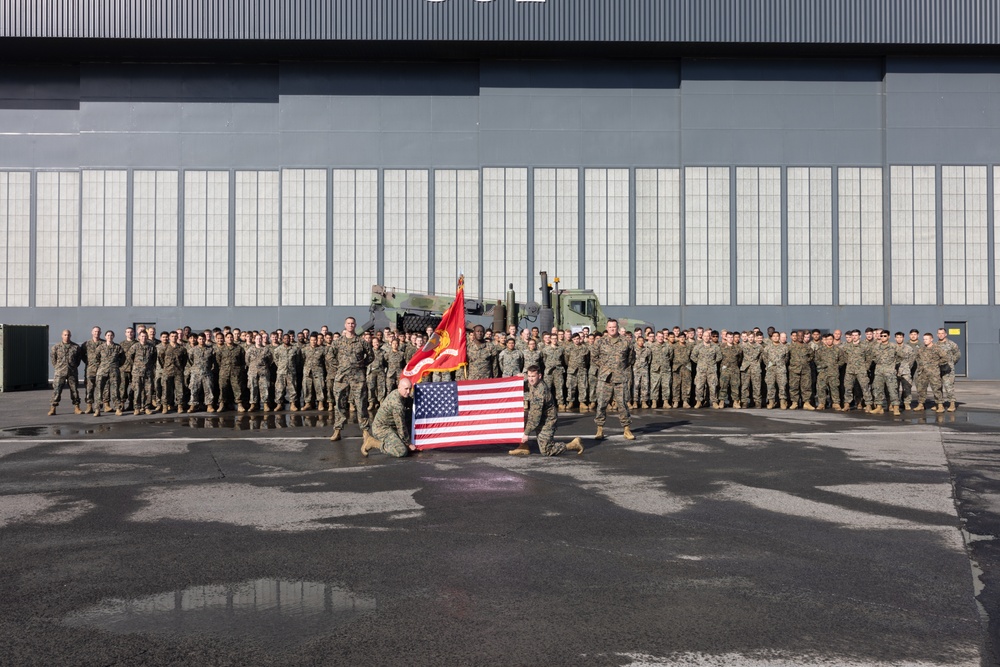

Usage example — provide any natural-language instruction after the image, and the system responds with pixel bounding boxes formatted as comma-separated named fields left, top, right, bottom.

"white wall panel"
left=942, top=166, right=987, bottom=305
left=685, top=167, right=730, bottom=305
left=483, top=168, right=528, bottom=300
left=635, top=168, right=680, bottom=306
left=736, top=167, right=781, bottom=305
left=184, top=171, right=229, bottom=307
left=132, top=171, right=178, bottom=307
left=384, top=169, right=429, bottom=294
left=281, top=168, right=327, bottom=306
left=435, top=169, right=479, bottom=299
left=838, top=167, right=883, bottom=306
left=332, top=169, right=378, bottom=306
left=533, top=168, right=579, bottom=291
left=0, top=172, right=31, bottom=307
left=890, top=165, right=936, bottom=305
left=36, top=171, right=80, bottom=308
left=584, top=168, right=629, bottom=306
left=81, top=171, right=127, bottom=308
left=787, top=167, right=833, bottom=305
left=235, top=171, right=279, bottom=307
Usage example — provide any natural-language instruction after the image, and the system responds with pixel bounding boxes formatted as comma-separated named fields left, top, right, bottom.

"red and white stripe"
left=413, top=376, right=525, bottom=450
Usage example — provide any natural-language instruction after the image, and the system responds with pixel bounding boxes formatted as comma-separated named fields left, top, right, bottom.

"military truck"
left=363, top=272, right=652, bottom=334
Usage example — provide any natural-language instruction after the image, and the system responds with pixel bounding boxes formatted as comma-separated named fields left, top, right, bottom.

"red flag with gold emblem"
left=402, top=276, right=467, bottom=384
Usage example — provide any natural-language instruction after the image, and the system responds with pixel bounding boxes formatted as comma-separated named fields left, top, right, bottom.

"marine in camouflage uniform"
left=245, top=336, right=273, bottom=411
left=214, top=334, right=247, bottom=411
left=649, top=333, right=673, bottom=408
left=323, top=336, right=339, bottom=410
left=913, top=333, right=948, bottom=412
left=118, top=328, right=137, bottom=411
left=593, top=320, right=635, bottom=440
left=49, top=330, right=82, bottom=414
left=272, top=336, right=301, bottom=411
left=498, top=339, right=524, bottom=378
left=762, top=333, right=789, bottom=409
left=93, top=332, right=123, bottom=415
left=870, top=332, right=903, bottom=414
left=740, top=334, right=764, bottom=408
left=630, top=337, right=651, bottom=408
left=586, top=336, right=600, bottom=408
left=690, top=332, right=721, bottom=409
left=565, top=334, right=590, bottom=411
left=466, top=326, right=498, bottom=380
left=522, top=340, right=542, bottom=376
left=813, top=334, right=843, bottom=410
left=367, top=338, right=389, bottom=412
left=300, top=336, right=326, bottom=410
left=540, top=339, right=567, bottom=409
left=936, top=329, right=961, bottom=411
left=126, top=331, right=157, bottom=414
left=362, top=380, right=415, bottom=458
left=841, top=331, right=873, bottom=411
left=718, top=333, right=742, bottom=408
left=894, top=333, right=914, bottom=411
left=787, top=332, right=815, bottom=409
left=671, top=337, right=693, bottom=409
left=82, top=327, right=103, bottom=412
left=330, top=318, right=374, bottom=440
left=187, top=335, right=216, bottom=412
left=158, top=333, right=188, bottom=413
left=385, top=340, right=407, bottom=386
left=507, top=367, right=580, bottom=457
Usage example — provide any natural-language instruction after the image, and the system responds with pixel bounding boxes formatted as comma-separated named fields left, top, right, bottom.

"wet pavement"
left=1, top=386, right=999, bottom=666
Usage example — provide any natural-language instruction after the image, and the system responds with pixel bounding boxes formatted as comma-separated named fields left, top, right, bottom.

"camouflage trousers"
left=372, top=429, right=409, bottom=458
left=788, top=366, right=813, bottom=405
left=162, top=373, right=185, bottom=408
left=545, top=369, right=566, bottom=405
left=50, top=372, right=80, bottom=407
left=897, top=366, right=914, bottom=406
left=218, top=370, right=245, bottom=408
left=274, top=371, right=298, bottom=406
left=741, top=367, right=762, bottom=406
left=815, top=369, right=840, bottom=407
left=764, top=366, right=787, bottom=404
left=566, top=371, right=588, bottom=406
left=132, top=372, right=154, bottom=410
left=718, top=368, right=740, bottom=405
left=85, top=372, right=99, bottom=406
left=871, top=368, right=899, bottom=407
left=95, top=371, right=120, bottom=410
left=631, top=368, right=650, bottom=404
left=672, top=367, right=692, bottom=406
left=301, top=368, right=325, bottom=406
left=650, top=369, right=671, bottom=405
left=914, top=368, right=943, bottom=404
left=586, top=372, right=600, bottom=403
left=942, top=368, right=956, bottom=402
left=843, top=370, right=873, bottom=407
left=535, top=423, right=565, bottom=456
left=119, top=368, right=133, bottom=409
left=248, top=369, right=271, bottom=406
left=367, top=372, right=387, bottom=405
left=189, top=371, right=215, bottom=408
left=334, top=378, right=370, bottom=432
left=694, top=370, right=719, bottom=404
left=595, top=380, right=631, bottom=427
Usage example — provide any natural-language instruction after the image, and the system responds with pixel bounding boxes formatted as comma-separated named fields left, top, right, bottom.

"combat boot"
left=623, top=427, right=636, bottom=440
left=903, top=404, right=911, bottom=412
left=134, top=409, right=140, bottom=416
left=274, top=403, right=283, bottom=412
left=290, top=404, right=299, bottom=412
left=831, top=403, right=841, bottom=411
left=48, top=406, right=56, bottom=416
left=694, top=400, right=702, bottom=409
left=329, top=429, right=342, bottom=442
left=672, top=402, right=679, bottom=409
left=803, top=403, right=815, bottom=411
left=947, top=402, right=956, bottom=412
left=238, top=404, right=246, bottom=413
left=870, top=405, right=884, bottom=415
left=578, top=404, right=587, bottom=414
left=934, top=403, right=945, bottom=413
left=913, top=403, right=925, bottom=411
left=767, top=401, right=776, bottom=409
left=733, top=401, right=741, bottom=409
left=891, top=405, right=900, bottom=416
left=642, top=401, right=650, bottom=409
left=74, top=405, right=83, bottom=415
left=508, top=443, right=530, bottom=456
left=594, top=426, right=605, bottom=441
left=161, top=405, right=169, bottom=414
left=187, top=405, right=196, bottom=413
left=207, top=405, right=215, bottom=413
left=815, top=405, right=825, bottom=411
left=86, top=403, right=93, bottom=414
left=558, top=403, right=567, bottom=411
left=115, top=408, right=123, bottom=416
left=565, top=437, right=584, bottom=455
left=145, top=407, right=155, bottom=415
left=780, top=400, right=788, bottom=410
left=263, top=404, right=271, bottom=412
left=788, top=402, right=799, bottom=410
left=590, top=403, right=597, bottom=411
left=103, top=402, right=111, bottom=412
left=682, top=402, right=691, bottom=409
left=361, top=432, right=381, bottom=457
left=93, top=406, right=101, bottom=417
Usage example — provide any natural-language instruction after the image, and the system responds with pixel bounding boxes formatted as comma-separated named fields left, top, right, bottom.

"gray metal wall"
left=0, top=56, right=998, bottom=377
left=3, top=0, right=1000, bottom=44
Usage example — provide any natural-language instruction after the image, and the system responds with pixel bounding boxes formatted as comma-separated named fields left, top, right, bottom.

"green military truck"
left=363, top=272, right=651, bottom=334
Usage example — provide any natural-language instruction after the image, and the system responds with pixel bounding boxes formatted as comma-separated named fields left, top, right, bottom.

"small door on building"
left=944, top=321, right=967, bottom=377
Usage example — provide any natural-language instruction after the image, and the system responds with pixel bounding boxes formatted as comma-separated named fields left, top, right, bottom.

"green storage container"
left=0, top=324, right=50, bottom=392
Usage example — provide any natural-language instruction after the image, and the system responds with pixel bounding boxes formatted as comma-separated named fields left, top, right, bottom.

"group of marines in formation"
left=48, top=316, right=962, bottom=458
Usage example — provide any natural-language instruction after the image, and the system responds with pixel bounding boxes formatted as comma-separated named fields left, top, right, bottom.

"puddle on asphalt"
left=1, top=413, right=341, bottom=436
left=64, top=579, right=375, bottom=642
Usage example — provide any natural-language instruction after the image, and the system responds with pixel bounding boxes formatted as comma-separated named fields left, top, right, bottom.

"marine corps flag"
left=402, top=275, right=467, bottom=384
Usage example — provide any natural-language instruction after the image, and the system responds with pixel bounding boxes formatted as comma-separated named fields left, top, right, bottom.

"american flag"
left=412, top=376, right=525, bottom=450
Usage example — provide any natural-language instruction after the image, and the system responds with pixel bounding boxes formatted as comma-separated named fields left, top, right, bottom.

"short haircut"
left=525, top=365, right=540, bottom=374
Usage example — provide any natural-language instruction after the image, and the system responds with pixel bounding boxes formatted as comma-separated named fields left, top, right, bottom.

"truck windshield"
left=569, top=300, right=593, bottom=316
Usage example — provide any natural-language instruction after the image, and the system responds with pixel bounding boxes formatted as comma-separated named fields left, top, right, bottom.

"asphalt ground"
left=1, top=384, right=999, bottom=666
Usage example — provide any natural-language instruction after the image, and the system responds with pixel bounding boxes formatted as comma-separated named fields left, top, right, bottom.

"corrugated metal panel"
left=1, top=0, right=999, bottom=44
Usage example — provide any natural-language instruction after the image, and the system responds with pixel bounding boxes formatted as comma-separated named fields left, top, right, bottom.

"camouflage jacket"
left=522, top=348, right=543, bottom=373
left=466, top=340, right=498, bottom=380
left=872, top=342, right=903, bottom=372
left=272, top=344, right=301, bottom=375
left=937, top=339, right=961, bottom=367
left=82, top=339, right=103, bottom=376
left=50, top=341, right=81, bottom=375
left=126, top=341, right=157, bottom=375
left=367, top=347, right=388, bottom=378
left=761, top=342, right=789, bottom=370
left=301, top=346, right=326, bottom=373
left=245, top=346, right=273, bottom=375
left=915, top=344, right=948, bottom=372
left=372, top=388, right=412, bottom=443
left=841, top=343, right=872, bottom=374
left=214, top=344, right=246, bottom=373
left=813, top=345, right=844, bottom=372
left=740, top=342, right=763, bottom=372
left=159, top=344, right=188, bottom=375
left=719, top=344, right=742, bottom=373
left=788, top=342, right=814, bottom=370
left=188, top=346, right=214, bottom=376
left=592, top=334, right=634, bottom=384
left=565, top=344, right=590, bottom=374
left=690, top=342, right=721, bottom=374
left=498, top=349, right=524, bottom=377
left=95, top=342, right=123, bottom=375
left=524, top=379, right=557, bottom=434
left=671, top=342, right=692, bottom=372
left=650, top=342, right=672, bottom=373
left=540, top=345, right=566, bottom=376
left=332, top=336, right=373, bottom=383
left=632, top=345, right=652, bottom=372
left=385, top=349, right=406, bottom=379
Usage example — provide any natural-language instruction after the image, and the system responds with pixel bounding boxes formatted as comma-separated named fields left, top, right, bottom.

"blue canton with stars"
left=414, top=382, right=460, bottom=420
